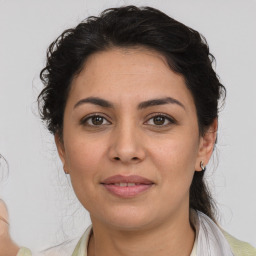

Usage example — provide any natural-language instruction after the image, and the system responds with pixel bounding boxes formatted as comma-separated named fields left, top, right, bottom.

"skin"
left=56, top=47, right=217, bottom=256
left=0, top=200, right=20, bottom=256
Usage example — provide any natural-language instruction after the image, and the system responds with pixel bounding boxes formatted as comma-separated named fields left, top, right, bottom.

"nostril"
left=113, top=156, right=139, bottom=161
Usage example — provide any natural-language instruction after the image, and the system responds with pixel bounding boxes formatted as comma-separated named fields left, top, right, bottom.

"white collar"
left=72, top=210, right=233, bottom=256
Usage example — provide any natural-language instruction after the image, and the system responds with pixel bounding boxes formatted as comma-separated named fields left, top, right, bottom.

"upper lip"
left=101, top=175, right=154, bottom=184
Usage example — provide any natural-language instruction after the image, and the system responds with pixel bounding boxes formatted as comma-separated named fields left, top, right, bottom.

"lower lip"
left=102, top=184, right=153, bottom=198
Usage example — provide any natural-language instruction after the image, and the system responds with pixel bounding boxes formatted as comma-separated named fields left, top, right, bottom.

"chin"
left=94, top=207, right=158, bottom=231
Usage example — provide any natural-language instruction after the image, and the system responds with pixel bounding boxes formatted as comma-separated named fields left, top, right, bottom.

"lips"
left=101, top=175, right=154, bottom=198
left=102, top=175, right=153, bottom=185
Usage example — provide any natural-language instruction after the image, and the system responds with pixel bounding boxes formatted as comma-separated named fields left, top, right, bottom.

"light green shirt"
left=17, top=225, right=255, bottom=256
left=16, top=247, right=32, bottom=256
left=70, top=226, right=255, bottom=256
left=222, top=230, right=256, bottom=256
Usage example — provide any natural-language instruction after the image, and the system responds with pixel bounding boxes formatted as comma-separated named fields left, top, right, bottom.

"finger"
left=0, top=216, right=9, bottom=225
left=0, top=199, right=9, bottom=236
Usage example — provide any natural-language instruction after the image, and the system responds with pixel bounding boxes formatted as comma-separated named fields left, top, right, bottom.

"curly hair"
left=38, top=5, right=226, bottom=220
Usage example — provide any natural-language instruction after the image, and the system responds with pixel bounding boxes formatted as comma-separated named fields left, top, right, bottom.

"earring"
left=200, top=161, right=206, bottom=171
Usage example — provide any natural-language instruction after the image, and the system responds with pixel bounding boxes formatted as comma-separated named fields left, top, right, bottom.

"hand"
left=0, top=199, right=20, bottom=256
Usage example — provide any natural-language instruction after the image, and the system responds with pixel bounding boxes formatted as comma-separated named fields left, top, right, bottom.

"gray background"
left=0, top=0, right=255, bottom=251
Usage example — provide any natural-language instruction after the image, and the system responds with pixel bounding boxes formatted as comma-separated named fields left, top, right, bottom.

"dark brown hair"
left=38, top=6, right=225, bottom=220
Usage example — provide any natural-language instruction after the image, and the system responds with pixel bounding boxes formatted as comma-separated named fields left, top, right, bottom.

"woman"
left=2, top=5, right=255, bottom=256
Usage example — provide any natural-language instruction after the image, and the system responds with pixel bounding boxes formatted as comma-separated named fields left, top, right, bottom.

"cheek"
left=63, top=139, right=107, bottom=211
left=66, top=141, right=100, bottom=171
left=63, top=138, right=105, bottom=193
left=150, top=133, right=199, bottom=185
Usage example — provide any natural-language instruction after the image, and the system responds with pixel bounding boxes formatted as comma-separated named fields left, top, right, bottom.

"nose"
left=107, top=123, right=146, bottom=164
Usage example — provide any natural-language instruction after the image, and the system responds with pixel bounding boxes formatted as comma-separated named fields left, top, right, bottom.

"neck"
left=88, top=210, right=195, bottom=256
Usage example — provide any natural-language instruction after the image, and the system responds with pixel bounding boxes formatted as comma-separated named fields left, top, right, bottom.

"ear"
left=195, top=118, right=218, bottom=172
left=55, top=133, right=69, bottom=174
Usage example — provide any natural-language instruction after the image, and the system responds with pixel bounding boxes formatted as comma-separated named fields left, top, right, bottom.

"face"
left=56, top=47, right=216, bottom=231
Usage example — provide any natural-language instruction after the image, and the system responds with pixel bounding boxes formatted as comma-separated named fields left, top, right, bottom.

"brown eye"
left=146, top=114, right=175, bottom=126
left=91, top=116, right=104, bottom=125
left=153, top=116, right=166, bottom=125
left=81, top=115, right=111, bottom=126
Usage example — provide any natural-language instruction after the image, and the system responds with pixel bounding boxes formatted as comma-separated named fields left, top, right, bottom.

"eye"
left=145, top=114, right=175, bottom=126
left=80, top=114, right=111, bottom=126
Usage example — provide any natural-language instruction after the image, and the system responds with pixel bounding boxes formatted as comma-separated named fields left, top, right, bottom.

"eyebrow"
left=74, top=97, right=113, bottom=109
left=138, top=97, right=185, bottom=110
left=74, top=96, right=185, bottom=110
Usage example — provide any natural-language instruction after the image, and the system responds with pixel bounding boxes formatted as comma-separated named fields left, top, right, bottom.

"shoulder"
left=36, top=225, right=92, bottom=256
left=36, top=237, right=80, bottom=256
left=16, top=247, right=32, bottom=256
left=222, top=230, right=256, bottom=256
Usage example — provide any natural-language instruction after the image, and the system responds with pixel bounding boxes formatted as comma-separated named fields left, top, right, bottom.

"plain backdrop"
left=0, top=0, right=255, bottom=251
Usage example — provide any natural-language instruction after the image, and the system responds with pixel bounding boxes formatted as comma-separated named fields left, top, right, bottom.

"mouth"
left=101, top=175, right=154, bottom=198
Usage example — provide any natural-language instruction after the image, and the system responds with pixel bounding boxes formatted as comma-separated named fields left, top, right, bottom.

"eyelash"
left=80, top=113, right=176, bottom=127
left=80, top=113, right=111, bottom=126
left=145, top=113, right=176, bottom=127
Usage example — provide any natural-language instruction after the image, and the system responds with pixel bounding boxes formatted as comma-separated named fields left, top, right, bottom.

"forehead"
left=69, top=47, right=195, bottom=110
left=75, top=47, right=175, bottom=85
left=84, top=47, right=169, bottom=74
